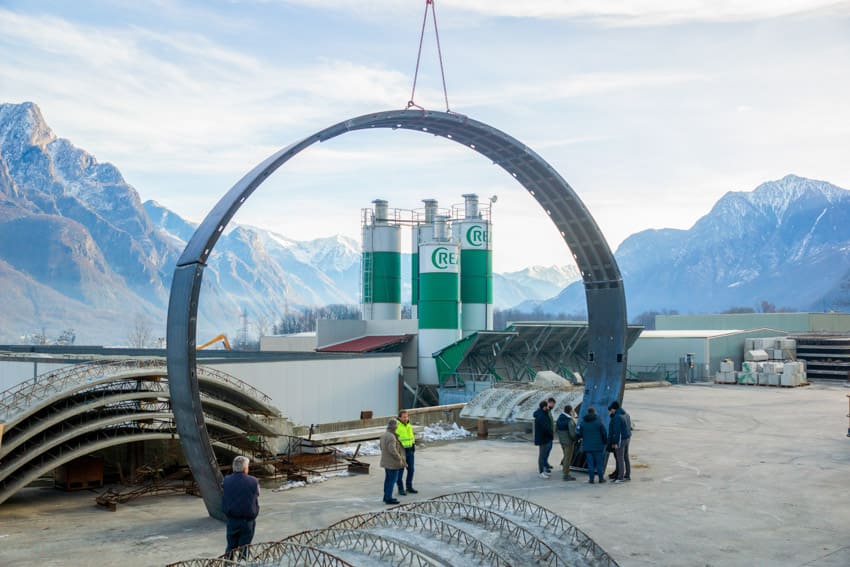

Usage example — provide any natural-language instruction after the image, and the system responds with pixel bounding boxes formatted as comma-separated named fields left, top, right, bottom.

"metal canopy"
left=167, top=109, right=627, bottom=519
left=436, top=322, right=643, bottom=385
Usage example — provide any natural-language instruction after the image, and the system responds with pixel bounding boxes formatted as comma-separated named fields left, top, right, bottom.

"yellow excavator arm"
left=197, top=334, right=231, bottom=350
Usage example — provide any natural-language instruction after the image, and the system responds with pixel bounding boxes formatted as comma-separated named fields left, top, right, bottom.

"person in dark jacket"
left=578, top=407, right=607, bottom=484
left=222, top=455, right=260, bottom=560
left=533, top=400, right=554, bottom=478
left=608, top=401, right=632, bottom=483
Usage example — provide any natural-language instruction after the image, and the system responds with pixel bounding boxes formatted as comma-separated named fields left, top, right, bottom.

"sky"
left=1, top=0, right=849, bottom=271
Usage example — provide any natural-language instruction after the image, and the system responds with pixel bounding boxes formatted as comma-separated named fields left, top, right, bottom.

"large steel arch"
left=167, top=109, right=627, bottom=519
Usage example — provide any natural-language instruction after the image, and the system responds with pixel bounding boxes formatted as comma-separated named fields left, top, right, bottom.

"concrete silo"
left=456, top=194, right=493, bottom=335
left=417, top=213, right=461, bottom=385
left=411, top=199, right=439, bottom=320
left=361, top=199, right=401, bottom=320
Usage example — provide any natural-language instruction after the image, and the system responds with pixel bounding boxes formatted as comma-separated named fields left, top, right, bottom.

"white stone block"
left=767, top=373, right=781, bottom=386
left=783, top=361, right=803, bottom=377
left=720, top=360, right=735, bottom=373
left=745, top=349, right=769, bottom=362
left=716, top=371, right=735, bottom=383
left=737, top=371, right=757, bottom=385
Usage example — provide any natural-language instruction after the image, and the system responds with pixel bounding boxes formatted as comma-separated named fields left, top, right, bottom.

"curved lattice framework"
left=392, top=500, right=562, bottom=566
left=167, top=109, right=628, bottom=518
left=0, top=359, right=273, bottom=426
left=431, top=491, right=618, bottom=566
left=169, top=491, right=619, bottom=566
left=0, top=360, right=283, bottom=506
left=327, top=510, right=509, bottom=566
left=231, top=542, right=354, bottom=566
left=283, top=528, right=442, bottom=566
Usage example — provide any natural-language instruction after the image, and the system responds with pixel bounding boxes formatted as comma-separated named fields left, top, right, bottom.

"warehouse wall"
left=206, top=355, right=401, bottom=425
left=707, top=330, right=787, bottom=375
left=656, top=313, right=810, bottom=332
left=627, top=337, right=709, bottom=381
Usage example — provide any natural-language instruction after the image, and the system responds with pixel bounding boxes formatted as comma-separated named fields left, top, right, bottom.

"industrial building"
left=626, top=328, right=787, bottom=382
left=652, top=312, right=850, bottom=381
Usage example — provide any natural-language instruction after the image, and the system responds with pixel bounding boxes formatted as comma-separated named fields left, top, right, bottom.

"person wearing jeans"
left=222, top=455, right=260, bottom=560
left=533, top=400, right=554, bottom=478
left=578, top=407, right=607, bottom=484
left=379, top=418, right=406, bottom=504
left=395, top=410, right=418, bottom=495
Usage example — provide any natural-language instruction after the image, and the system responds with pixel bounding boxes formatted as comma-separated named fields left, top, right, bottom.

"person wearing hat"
left=608, top=401, right=632, bottom=483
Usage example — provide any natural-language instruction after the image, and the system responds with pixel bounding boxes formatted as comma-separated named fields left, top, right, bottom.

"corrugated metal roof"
left=316, top=334, right=414, bottom=353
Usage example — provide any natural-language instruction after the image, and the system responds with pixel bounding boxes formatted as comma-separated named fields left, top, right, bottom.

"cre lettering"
left=431, top=246, right=458, bottom=269
left=465, top=225, right=488, bottom=247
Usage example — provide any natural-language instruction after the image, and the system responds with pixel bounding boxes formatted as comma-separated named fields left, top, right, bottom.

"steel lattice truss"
left=0, top=358, right=273, bottom=424
left=0, top=359, right=284, bottom=507
left=392, top=500, right=564, bottom=566
left=283, top=528, right=442, bottom=566
left=170, top=491, right=619, bottom=567
left=229, top=541, right=354, bottom=566
left=327, top=510, right=509, bottom=566
left=432, top=491, right=619, bottom=566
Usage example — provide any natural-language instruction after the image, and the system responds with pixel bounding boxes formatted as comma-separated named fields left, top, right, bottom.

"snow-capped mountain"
left=494, top=265, right=580, bottom=309
left=0, top=101, right=564, bottom=343
left=538, top=174, right=850, bottom=319
left=6, top=102, right=846, bottom=343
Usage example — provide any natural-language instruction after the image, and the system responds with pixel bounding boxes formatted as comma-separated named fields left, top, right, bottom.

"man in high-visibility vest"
left=395, top=410, right=418, bottom=494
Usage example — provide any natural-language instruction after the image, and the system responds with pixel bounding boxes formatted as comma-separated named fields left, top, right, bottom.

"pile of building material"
left=715, top=337, right=808, bottom=387
left=744, top=337, right=798, bottom=361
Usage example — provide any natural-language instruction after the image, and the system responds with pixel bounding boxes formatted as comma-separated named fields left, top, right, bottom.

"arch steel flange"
left=166, top=109, right=627, bottom=519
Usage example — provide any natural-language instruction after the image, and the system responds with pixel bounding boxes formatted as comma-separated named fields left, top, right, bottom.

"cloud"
left=274, top=0, right=850, bottom=26
left=454, top=71, right=708, bottom=108
left=0, top=8, right=409, bottom=175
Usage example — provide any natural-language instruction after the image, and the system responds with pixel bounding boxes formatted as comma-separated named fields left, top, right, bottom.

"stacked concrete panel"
left=781, top=361, right=807, bottom=386
left=719, top=348, right=808, bottom=387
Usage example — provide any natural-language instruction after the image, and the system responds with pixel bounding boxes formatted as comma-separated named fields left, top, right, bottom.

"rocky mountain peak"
left=0, top=102, right=56, bottom=156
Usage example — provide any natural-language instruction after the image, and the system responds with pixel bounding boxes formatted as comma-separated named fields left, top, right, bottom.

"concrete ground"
left=0, top=382, right=848, bottom=567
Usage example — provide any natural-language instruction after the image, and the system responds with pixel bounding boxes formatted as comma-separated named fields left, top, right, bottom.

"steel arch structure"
left=167, top=109, right=627, bottom=519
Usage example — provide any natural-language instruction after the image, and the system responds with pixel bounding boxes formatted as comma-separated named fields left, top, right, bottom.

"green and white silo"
left=417, top=212, right=461, bottom=385
left=457, top=194, right=493, bottom=335
left=361, top=199, right=401, bottom=320
left=411, top=199, right=439, bottom=320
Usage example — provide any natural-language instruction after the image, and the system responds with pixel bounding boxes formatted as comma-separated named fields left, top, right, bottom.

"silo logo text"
left=466, top=225, right=488, bottom=247
left=431, top=247, right=458, bottom=269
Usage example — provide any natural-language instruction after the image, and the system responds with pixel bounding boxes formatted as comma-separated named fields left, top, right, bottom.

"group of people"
left=218, top=401, right=630, bottom=558
left=534, top=398, right=632, bottom=484
left=379, top=410, right=418, bottom=504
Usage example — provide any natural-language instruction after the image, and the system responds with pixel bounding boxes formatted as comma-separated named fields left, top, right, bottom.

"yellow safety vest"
left=396, top=421, right=415, bottom=448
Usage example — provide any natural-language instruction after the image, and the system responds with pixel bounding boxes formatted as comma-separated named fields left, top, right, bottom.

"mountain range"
left=0, top=102, right=578, bottom=345
left=3, top=101, right=848, bottom=345
left=532, top=174, right=850, bottom=318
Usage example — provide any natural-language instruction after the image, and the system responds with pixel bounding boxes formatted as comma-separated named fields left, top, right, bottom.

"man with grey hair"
left=222, top=455, right=260, bottom=559
left=379, top=418, right=406, bottom=504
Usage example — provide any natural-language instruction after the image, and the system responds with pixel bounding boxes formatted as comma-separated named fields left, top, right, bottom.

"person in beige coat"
left=379, top=418, right=407, bottom=504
